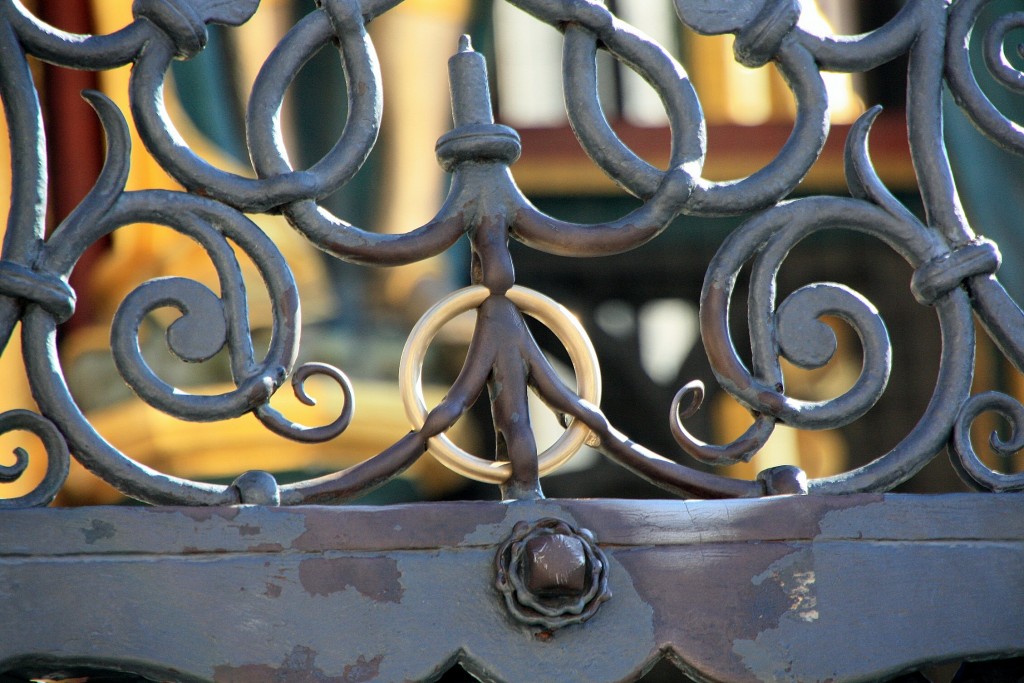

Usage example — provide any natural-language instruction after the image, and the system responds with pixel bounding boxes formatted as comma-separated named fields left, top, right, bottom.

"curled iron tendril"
left=669, top=107, right=975, bottom=493
left=68, top=92, right=351, bottom=441
left=4, top=91, right=356, bottom=507
left=0, top=410, right=69, bottom=509
left=672, top=232, right=893, bottom=462
left=981, top=13, right=1024, bottom=93
left=950, top=392, right=1024, bottom=492
left=947, top=0, right=1024, bottom=155
left=670, top=381, right=777, bottom=467
left=256, top=362, right=355, bottom=443
left=0, top=449, right=26, bottom=483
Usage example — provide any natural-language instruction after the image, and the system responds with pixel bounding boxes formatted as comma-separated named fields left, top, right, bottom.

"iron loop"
left=911, top=239, right=1001, bottom=305
left=245, top=3, right=379, bottom=201
left=131, top=0, right=208, bottom=59
left=317, top=0, right=365, bottom=33
left=434, top=124, right=522, bottom=172
left=560, top=19, right=704, bottom=200
left=399, top=285, right=601, bottom=484
left=0, top=261, right=75, bottom=323
left=733, top=0, right=801, bottom=67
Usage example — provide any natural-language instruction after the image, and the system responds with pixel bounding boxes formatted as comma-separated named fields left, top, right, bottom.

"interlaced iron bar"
left=1, top=0, right=1024, bottom=509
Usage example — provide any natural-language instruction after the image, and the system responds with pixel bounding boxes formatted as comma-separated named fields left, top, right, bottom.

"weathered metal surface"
left=3, top=0, right=1024, bottom=680
left=1, top=496, right=1022, bottom=682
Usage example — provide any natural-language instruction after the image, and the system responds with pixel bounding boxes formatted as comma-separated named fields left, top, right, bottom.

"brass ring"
left=399, top=285, right=602, bottom=483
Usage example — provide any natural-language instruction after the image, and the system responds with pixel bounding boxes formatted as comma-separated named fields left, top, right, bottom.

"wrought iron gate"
left=1, top=0, right=1023, bottom=680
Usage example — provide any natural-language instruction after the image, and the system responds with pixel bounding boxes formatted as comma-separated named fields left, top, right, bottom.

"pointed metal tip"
left=459, top=34, right=473, bottom=52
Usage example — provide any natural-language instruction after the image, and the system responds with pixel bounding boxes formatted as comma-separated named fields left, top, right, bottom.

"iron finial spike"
left=448, top=36, right=493, bottom=127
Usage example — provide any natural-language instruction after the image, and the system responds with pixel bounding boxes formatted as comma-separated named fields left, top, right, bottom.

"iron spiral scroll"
left=1, top=0, right=1023, bottom=508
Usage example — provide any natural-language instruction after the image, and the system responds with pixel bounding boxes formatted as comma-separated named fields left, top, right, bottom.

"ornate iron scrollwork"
left=1, top=0, right=1024, bottom=508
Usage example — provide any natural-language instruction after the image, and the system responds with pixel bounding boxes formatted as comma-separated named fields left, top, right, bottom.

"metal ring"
left=399, top=285, right=602, bottom=483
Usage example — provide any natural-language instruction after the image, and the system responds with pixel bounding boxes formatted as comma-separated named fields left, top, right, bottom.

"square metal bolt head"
left=524, top=534, right=588, bottom=596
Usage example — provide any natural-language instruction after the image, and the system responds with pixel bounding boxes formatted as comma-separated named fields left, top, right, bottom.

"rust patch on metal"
left=293, top=504, right=506, bottom=552
left=81, top=519, right=116, bottom=544
left=263, top=582, right=282, bottom=598
left=298, top=556, right=404, bottom=603
left=213, top=645, right=380, bottom=682
left=249, top=542, right=285, bottom=552
left=342, top=655, right=383, bottom=682
left=563, top=495, right=886, bottom=547
left=155, top=506, right=241, bottom=522
left=237, top=524, right=261, bottom=536
left=616, top=543, right=800, bottom=682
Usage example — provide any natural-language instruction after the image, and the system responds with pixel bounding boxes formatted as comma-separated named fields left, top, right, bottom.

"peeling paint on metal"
left=342, top=654, right=384, bottom=682
left=788, top=571, right=818, bottom=622
left=81, top=519, right=115, bottom=544
left=619, top=543, right=800, bottom=682
left=248, top=542, right=286, bottom=553
left=293, top=504, right=506, bottom=552
left=157, top=507, right=241, bottom=523
left=298, top=556, right=404, bottom=603
left=213, top=645, right=375, bottom=682
left=750, top=552, right=818, bottom=623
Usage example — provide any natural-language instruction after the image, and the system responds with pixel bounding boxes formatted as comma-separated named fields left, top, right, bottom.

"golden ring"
left=398, top=285, right=602, bottom=483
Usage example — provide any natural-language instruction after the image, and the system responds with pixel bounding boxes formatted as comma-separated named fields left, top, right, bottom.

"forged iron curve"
left=1, top=0, right=1024, bottom=507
